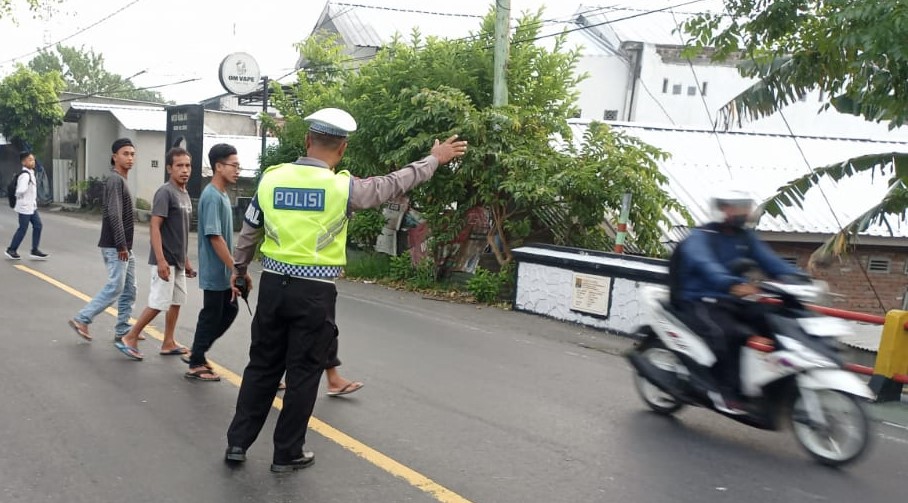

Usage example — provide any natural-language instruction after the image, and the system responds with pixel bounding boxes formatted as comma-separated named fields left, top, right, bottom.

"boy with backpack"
left=5, top=151, right=48, bottom=260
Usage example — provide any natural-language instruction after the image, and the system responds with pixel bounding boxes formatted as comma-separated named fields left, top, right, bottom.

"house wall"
left=768, top=241, right=908, bottom=314
left=204, top=110, right=257, bottom=136
left=574, top=52, right=631, bottom=121
left=132, top=130, right=167, bottom=205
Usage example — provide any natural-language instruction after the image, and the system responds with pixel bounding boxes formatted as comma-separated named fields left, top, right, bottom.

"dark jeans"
left=8, top=211, right=42, bottom=252
left=188, top=289, right=239, bottom=367
left=677, top=299, right=755, bottom=394
left=226, top=273, right=338, bottom=463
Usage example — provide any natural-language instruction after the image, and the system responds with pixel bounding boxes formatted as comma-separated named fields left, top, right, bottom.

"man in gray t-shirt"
left=116, top=147, right=195, bottom=361
left=149, top=182, right=192, bottom=269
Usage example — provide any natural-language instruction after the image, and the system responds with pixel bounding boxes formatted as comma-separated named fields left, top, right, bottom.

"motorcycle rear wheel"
left=790, top=390, right=871, bottom=467
left=633, top=338, right=686, bottom=416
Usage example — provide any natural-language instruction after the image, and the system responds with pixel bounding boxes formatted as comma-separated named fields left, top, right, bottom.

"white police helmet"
left=303, top=108, right=358, bottom=138
left=709, top=184, right=758, bottom=224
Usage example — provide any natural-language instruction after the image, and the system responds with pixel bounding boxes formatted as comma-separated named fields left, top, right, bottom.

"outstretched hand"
left=430, top=135, right=468, bottom=165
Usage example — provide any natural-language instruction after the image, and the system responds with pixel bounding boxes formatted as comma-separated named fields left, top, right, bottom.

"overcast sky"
left=0, top=0, right=706, bottom=103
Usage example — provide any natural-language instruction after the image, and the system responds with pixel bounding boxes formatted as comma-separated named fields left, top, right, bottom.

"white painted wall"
left=513, top=247, right=668, bottom=334
left=132, top=130, right=166, bottom=206
left=573, top=51, right=631, bottom=121
left=629, top=45, right=907, bottom=140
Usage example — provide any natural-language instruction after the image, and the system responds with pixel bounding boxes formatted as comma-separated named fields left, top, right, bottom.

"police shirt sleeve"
left=349, top=156, right=439, bottom=211
left=233, top=195, right=265, bottom=270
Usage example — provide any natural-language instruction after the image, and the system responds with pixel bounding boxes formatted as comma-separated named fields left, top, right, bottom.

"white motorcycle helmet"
left=709, top=185, right=758, bottom=228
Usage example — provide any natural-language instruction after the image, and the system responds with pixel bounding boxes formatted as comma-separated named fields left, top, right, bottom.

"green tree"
left=685, top=0, right=908, bottom=261
left=0, top=65, right=65, bottom=150
left=28, top=44, right=167, bottom=103
left=272, top=10, right=688, bottom=272
left=0, top=0, right=58, bottom=20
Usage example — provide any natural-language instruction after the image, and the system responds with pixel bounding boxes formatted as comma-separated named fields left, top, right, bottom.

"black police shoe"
left=270, top=451, right=315, bottom=473
left=225, top=446, right=247, bottom=463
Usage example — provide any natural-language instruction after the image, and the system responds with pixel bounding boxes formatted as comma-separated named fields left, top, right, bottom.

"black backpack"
left=6, top=171, right=24, bottom=208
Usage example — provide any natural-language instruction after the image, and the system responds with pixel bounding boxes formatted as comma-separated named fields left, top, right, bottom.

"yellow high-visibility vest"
left=257, top=162, right=351, bottom=267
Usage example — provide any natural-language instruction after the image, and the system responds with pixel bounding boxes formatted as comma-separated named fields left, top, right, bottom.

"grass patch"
left=345, top=249, right=392, bottom=280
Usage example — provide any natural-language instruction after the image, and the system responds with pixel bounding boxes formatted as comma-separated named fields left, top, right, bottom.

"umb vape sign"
left=219, top=52, right=261, bottom=96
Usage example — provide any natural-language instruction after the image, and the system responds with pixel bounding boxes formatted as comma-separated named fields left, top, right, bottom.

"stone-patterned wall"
left=513, top=246, right=668, bottom=335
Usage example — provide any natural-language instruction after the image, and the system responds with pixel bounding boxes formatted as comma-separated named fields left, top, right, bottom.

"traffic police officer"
left=224, top=107, right=468, bottom=472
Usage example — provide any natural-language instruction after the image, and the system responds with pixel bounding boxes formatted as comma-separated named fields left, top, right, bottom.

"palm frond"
left=762, top=152, right=908, bottom=219
left=808, top=179, right=908, bottom=268
left=716, top=56, right=812, bottom=130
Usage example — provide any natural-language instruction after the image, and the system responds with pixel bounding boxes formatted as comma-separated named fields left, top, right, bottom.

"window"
left=868, top=257, right=891, bottom=273
left=603, top=109, right=618, bottom=121
left=781, top=256, right=799, bottom=267
left=151, top=160, right=159, bottom=168
left=700, top=82, right=708, bottom=96
left=687, top=86, right=697, bottom=96
left=662, top=78, right=669, bottom=94
left=672, top=84, right=682, bottom=95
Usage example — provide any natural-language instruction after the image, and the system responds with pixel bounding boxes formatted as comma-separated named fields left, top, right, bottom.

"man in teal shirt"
left=185, top=144, right=241, bottom=380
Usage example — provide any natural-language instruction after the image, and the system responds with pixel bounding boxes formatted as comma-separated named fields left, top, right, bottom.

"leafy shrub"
left=467, top=263, right=515, bottom=304
left=135, top=198, right=151, bottom=211
left=389, top=251, right=414, bottom=281
left=348, top=209, right=386, bottom=250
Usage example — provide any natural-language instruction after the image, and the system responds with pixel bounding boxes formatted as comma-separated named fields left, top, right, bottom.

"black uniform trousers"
left=226, top=272, right=338, bottom=463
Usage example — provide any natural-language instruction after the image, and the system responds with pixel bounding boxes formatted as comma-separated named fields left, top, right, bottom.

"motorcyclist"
left=671, top=186, right=807, bottom=414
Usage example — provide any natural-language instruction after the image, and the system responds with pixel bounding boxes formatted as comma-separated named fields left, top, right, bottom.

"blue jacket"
left=676, top=225, right=802, bottom=302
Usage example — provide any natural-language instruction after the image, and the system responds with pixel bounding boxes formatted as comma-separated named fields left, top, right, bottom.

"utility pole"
left=493, top=0, right=510, bottom=106
left=260, top=75, right=269, bottom=167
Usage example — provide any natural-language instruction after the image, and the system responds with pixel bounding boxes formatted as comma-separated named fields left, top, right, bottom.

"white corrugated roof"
left=567, top=119, right=908, bottom=239
left=321, top=1, right=481, bottom=48
left=68, top=101, right=166, bottom=132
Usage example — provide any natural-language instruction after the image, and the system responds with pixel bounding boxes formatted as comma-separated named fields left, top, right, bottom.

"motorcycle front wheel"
left=632, top=338, right=686, bottom=416
left=790, top=390, right=871, bottom=467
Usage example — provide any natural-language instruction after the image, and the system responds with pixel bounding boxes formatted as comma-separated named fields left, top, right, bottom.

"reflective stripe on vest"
left=257, top=162, right=351, bottom=267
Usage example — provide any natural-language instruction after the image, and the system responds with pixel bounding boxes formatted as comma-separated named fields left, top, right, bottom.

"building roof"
left=567, top=119, right=908, bottom=241
left=64, top=102, right=166, bottom=132
left=571, top=2, right=723, bottom=48
left=316, top=1, right=482, bottom=49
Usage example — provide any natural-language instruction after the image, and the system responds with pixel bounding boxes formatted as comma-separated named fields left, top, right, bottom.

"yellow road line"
left=15, top=264, right=472, bottom=503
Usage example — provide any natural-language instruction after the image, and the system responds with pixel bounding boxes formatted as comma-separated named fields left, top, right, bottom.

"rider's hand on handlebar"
left=730, top=283, right=761, bottom=298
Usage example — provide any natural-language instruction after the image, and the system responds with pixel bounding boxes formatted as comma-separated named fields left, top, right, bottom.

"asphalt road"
left=2, top=208, right=908, bottom=503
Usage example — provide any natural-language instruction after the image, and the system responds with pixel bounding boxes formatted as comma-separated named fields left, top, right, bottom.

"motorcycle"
left=627, top=276, right=874, bottom=466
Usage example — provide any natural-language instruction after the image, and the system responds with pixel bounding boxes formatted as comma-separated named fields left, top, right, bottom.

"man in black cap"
left=68, top=138, right=138, bottom=342
left=225, top=107, right=467, bottom=472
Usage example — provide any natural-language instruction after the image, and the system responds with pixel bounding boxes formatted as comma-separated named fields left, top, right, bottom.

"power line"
left=667, top=7, right=732, bottom=176
left=776, top=109, right=888, bottom=312
left=522, top=0, right=708, bottom=46
left=55, top=77, right=200, bottom=105
left=0, top=0, right=144, bottom=66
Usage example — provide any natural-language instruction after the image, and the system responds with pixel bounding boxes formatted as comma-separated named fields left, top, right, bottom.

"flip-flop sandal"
left=184, top=368, right=220, bottom=381
left=326, top=381, right=364, bottom=397
left=159, top=346, right=188, bottom=356
left=68, top=319, right=92, bottom=341
left=180, top=355, right=212, bottom=369
left=114, top=341, right=144, bottom=361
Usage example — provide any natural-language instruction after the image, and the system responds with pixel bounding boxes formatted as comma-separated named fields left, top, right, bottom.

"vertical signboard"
left=165, top=104, right=204, bottom=198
